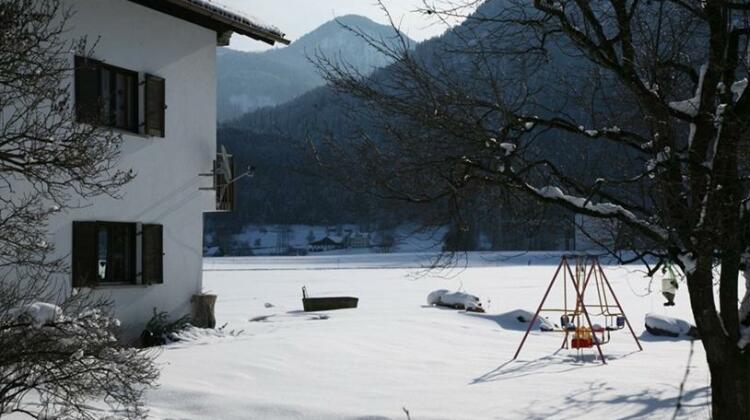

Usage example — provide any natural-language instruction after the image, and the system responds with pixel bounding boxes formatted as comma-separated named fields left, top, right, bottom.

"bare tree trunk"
left=710, top=353, right=750, bottom=420
left=688, top=260, right=750, bottom=419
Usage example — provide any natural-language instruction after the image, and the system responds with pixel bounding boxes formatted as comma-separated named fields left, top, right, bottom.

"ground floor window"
left=72, top=221, right=163, bottom=287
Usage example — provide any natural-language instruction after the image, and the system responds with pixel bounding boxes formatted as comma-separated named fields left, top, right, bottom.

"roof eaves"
left=129, top=0, right=291, bottom=46
left=176, top=0, right=290, bottom=45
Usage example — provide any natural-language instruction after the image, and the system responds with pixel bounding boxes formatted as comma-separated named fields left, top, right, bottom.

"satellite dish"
left=219, top=145, right=233, bottom=183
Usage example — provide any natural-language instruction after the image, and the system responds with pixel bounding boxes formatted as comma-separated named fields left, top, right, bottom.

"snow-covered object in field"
left=10, top=302, right=63, bottom=328
left=427, top=289, right=483, bottom=312
left=426, top=289, right=450, bottom=305
left=644, top=313, right=696, bottom=337
left=507, top=309, right=555, bottom=331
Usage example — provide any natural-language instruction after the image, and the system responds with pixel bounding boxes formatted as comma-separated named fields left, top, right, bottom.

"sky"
left=219, top=0, right=462, bottom=52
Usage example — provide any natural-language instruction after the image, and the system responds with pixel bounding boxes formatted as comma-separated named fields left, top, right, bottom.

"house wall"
left=50, top=0, right=217, bottom=338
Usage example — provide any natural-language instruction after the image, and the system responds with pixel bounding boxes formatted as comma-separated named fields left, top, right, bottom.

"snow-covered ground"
left=206, top=223, right=449, bottom=256
left=147, top=253, right=713, bottom=419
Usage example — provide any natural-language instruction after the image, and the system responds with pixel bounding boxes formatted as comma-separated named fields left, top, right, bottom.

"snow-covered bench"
left=644, top=313, right=699, bottom=338
left=427, top=289, right=485, bottom=312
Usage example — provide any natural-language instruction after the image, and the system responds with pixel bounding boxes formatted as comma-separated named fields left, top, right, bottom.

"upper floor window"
left=74, top=56, right=166, bottom=137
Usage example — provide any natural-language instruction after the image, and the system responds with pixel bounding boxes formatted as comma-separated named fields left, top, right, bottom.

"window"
left=72, top=221, right=163, bottom=287
left=100, top=64, right=138, bottom=132
left=95, top=222, right=136, bottom=284
left=74, top=56, right=166, bottom=137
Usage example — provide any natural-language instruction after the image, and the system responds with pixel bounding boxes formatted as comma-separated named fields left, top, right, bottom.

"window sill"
left=113, top=128, right=158, bottom=140
left=75, top=121, right=159, bottom=140
left=79, top=282, right=159, bottom=289
left=101, top=282, right=142, bottom=288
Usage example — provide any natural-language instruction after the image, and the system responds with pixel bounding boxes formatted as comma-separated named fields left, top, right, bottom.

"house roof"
left=310, top=237, right=340, bottom=246
left=128, top=0, right=290, bottom=46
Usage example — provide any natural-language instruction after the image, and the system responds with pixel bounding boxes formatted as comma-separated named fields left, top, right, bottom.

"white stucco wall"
left=50, top=0, right=218, bottom=338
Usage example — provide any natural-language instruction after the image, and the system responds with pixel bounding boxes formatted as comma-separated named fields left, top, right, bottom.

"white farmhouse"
left=49, top=0, right=289, bottom=339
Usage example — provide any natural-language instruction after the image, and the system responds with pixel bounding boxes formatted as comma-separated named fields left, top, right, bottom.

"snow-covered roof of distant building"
left=310, top=237, right=341, bottom=246
left=129, top=0, right=290, bottom=46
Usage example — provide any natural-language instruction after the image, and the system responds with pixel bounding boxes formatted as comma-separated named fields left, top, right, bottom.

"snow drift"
left=644, top=313, right=698, bottom=338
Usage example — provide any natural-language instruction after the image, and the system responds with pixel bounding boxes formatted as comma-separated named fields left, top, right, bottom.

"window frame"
left=72, top=221, right=164, bottom=288
left=93, top=221, right=138, bottom=286
left=74, top=56, right=142, bottom=135
left=99, top=62, right=140, bottom=133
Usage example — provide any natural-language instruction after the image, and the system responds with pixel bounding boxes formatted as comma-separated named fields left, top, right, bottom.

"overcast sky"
left=219, top=0, right=462, bottom=52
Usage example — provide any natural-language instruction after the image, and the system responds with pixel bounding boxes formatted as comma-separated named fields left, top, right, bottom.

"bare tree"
left=0, top=1, right=156, bottom=417
left=315, top=0, right=750, bottom=417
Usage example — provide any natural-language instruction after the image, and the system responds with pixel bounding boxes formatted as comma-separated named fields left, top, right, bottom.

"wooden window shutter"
left=74, top=56, right=101, bottom=124
left=142, top=224, right=163, bottom=284
left=144, top=74, right=166, bottom=137
left=72, top=221, right=99, bottom=287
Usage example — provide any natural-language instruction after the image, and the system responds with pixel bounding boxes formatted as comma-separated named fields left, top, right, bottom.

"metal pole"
left=561, top=261, right=570, bottom=349
left=565, top=261, right=607, bottom=364
left=512, top=257, right=566, bottom=361
left=597, top=259, right=643, bottom=351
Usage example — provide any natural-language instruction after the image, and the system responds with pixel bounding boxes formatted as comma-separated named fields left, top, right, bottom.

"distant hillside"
left=207, top=0, right=587, bottom=253
left=218, top=15, right=414, bottom=121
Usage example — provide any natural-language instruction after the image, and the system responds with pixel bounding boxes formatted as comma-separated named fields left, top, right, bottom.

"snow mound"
left=645, top=313, right=696, bottom=338
left=427, top=290, right=483, bottom=311
left=10, top=302, right=62, bottom=328
left=168, top=325, right=243, bottom=344
left=505, top=309, right=555, bottom=331
left=426, top=289, right=450, bottom=305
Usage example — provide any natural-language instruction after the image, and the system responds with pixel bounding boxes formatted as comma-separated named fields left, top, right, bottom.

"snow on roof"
left=137, top=0, right=291, bottom=45
left=310, top=236, right=341, bottom=246
left=183, top=0, right=285, bottom=38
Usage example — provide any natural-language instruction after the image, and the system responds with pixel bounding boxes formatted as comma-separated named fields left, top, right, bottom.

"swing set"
left=512, top=254, right=642, bottom=364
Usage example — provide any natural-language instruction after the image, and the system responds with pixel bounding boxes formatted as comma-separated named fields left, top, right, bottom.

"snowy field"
left=147, top=253, right=712, bottom=420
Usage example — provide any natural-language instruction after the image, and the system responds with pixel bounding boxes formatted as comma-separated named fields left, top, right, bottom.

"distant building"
left=346, top=232, right=371, bottom=248
left=308, top=236, right=343, bottom=252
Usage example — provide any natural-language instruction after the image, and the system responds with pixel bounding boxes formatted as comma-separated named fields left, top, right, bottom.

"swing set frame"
left=512, top=254, right=642, bottom=364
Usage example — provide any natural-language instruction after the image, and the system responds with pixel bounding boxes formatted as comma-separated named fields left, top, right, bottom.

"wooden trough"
left=302, top=287, right=358, bottom=312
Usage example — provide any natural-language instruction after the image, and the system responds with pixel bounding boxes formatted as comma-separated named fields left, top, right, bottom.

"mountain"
left=217, top=15, right=414, bottom=122
left=207, top=0, right=593, bottom=253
